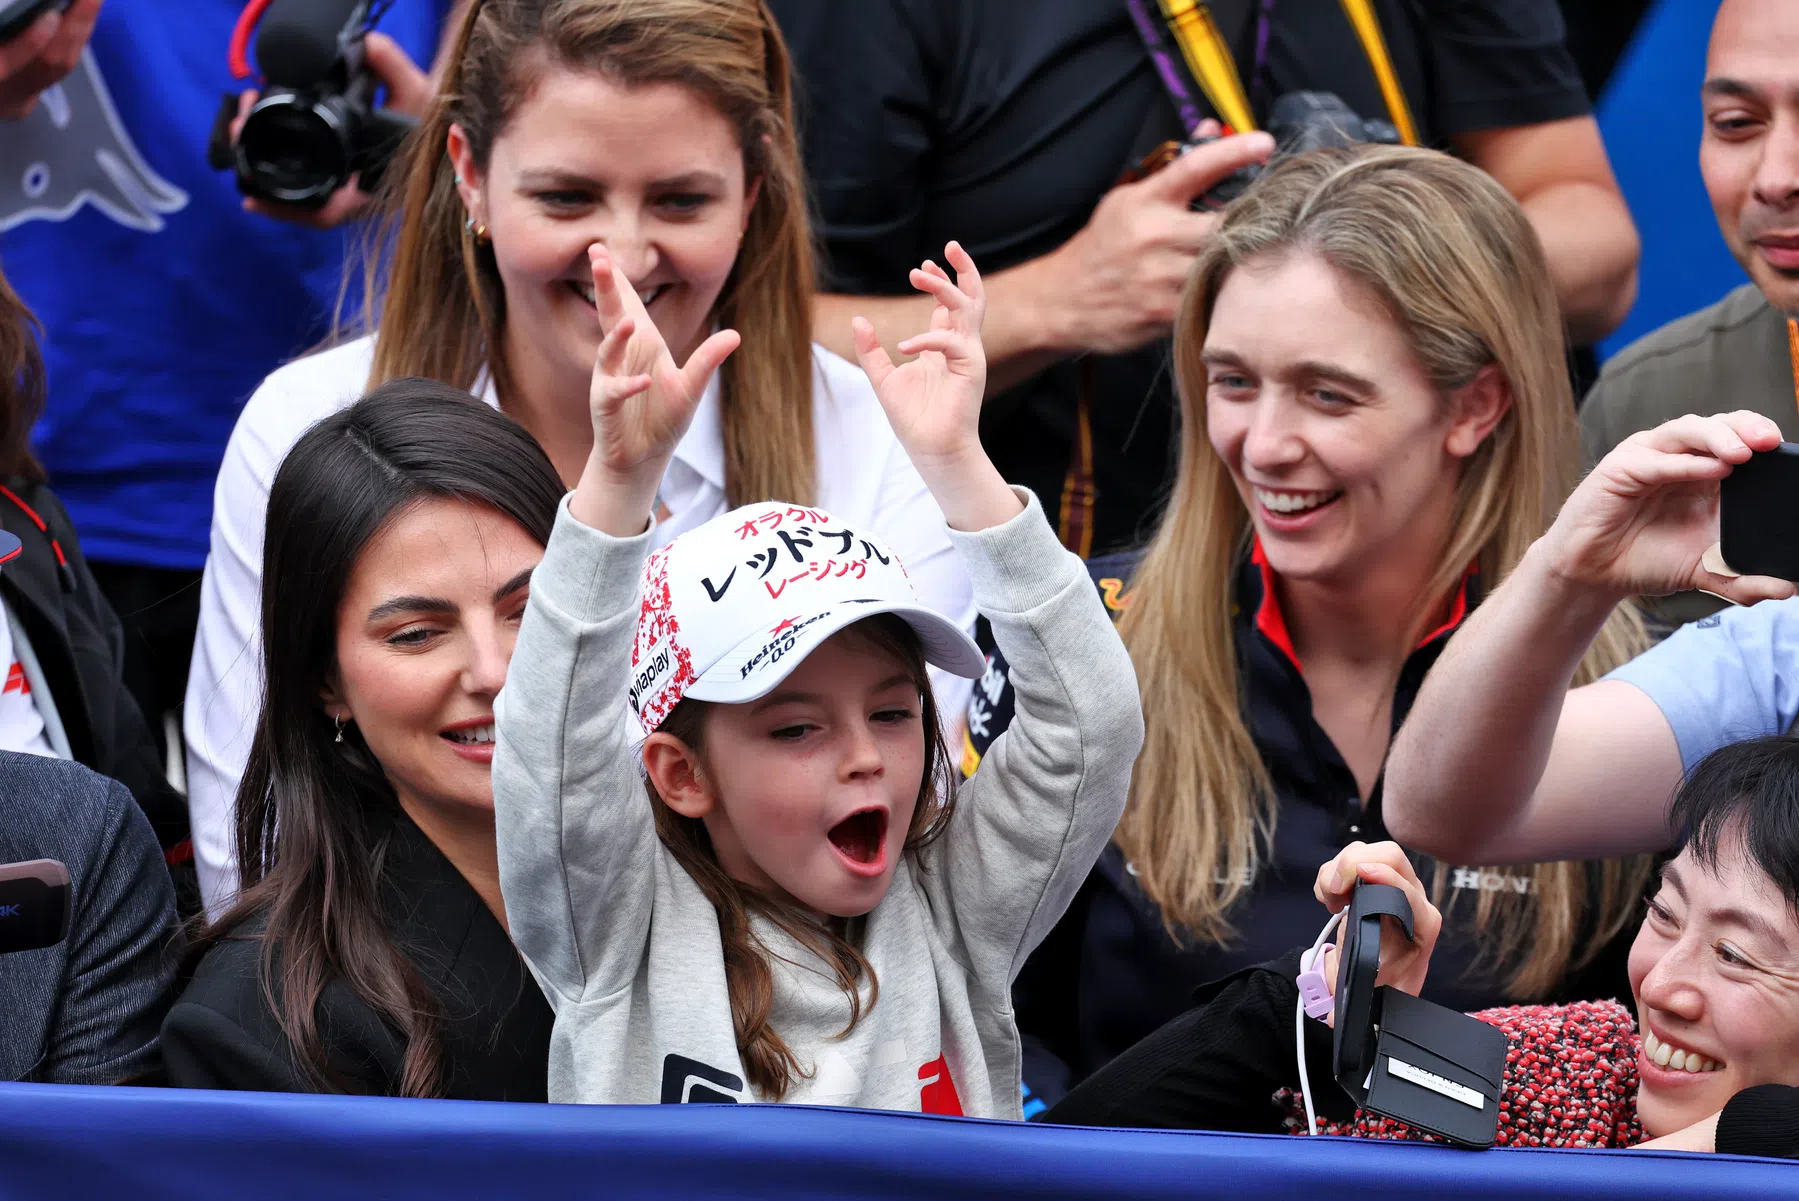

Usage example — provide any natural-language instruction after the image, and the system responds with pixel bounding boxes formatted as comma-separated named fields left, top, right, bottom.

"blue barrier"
left=1598, top=0, right=1745, bottom=360
left=0, top=1082, right=1791, bottom=1200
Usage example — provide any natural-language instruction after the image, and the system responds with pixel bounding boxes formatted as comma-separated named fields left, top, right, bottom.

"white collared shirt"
left=184, top=334, right=977, bottom=914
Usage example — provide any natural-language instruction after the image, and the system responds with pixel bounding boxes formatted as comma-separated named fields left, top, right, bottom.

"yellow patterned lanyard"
left=1152, top=0, right=1420, bottom=145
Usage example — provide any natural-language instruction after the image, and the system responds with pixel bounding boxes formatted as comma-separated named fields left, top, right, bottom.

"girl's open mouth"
left=828, top=808, right=889, bottom=875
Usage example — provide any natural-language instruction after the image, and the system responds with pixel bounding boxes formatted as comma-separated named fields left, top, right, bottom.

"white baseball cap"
left=630, top=501, right=983, bottom=730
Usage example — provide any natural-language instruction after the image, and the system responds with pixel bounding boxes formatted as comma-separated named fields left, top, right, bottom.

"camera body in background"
left=224, top=0, right=415, bottom=209
left=1131, top=92, right=1402, bottom=210
left=0, top=860, right=70, bottom=955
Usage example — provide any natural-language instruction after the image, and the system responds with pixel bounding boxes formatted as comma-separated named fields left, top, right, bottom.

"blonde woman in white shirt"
left=184, top=0, right=976, bottom=913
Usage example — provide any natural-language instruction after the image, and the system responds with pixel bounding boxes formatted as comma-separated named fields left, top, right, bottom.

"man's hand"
left=1538, top=411, right=1796, bottom=606
left=0, top=0, right=101, bottom=121
left=232, top=33, right=431, bottom=229
left=1032, top=128, right=1275, bottom=356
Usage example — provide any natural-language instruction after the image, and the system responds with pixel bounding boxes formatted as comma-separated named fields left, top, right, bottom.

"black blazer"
left=160, top=814, right=553, bottom=1100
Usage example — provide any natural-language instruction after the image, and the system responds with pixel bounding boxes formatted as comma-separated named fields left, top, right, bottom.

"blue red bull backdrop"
left=0, top=1082, right=1791, bottom=1200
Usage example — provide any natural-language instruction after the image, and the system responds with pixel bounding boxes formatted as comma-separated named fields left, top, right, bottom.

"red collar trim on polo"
left=1247, top=537, right=1477, bottom=672
left=1249, top=538, right=1302, bottom=671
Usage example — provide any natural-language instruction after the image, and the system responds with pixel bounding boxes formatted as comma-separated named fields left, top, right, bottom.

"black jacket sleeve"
left=1044, top=950, right=1351, bottom=1131
left=1718, top=1084, right=1799, bottom=1159
left=28, top=487, right=188, bottom=852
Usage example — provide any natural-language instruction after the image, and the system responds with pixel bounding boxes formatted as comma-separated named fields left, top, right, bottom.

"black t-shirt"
left=771, top=0, right=1591, bottom=554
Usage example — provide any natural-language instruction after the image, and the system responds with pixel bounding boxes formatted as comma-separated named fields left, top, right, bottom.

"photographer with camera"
left=770, top=0, right=1639, bottom=559
left=0, top=0, right=459, bottom=804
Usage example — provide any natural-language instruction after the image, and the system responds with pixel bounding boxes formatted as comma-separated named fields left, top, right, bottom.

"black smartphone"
left=1720, top=442, right=1799, bottom=581
left=0, top=0, right=72, bottom=44
left=1332, top=882, right=1412, bottom=1099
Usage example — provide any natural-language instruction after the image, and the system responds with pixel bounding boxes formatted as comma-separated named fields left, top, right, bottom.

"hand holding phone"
left=1719, top=441, right=1799, bottom=582
left=1313, top=840, right=1441, bottom=1002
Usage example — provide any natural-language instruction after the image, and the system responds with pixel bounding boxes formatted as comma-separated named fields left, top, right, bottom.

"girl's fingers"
left=593, top=374, right=653, bottom=410
left=895, top=330, right=970, bottom=359
left=679, top=328, right=742, bottom=398
left=944, top=240, right=985, bottom=305
left=589, top=245, right=632, bottom=331
left=851, top=316, right=897, bottom=392
left=918, top=259, right=952, bottom=282
left=598, top=315, right=636, bottom=375
left=908, top=265, right=971, bottom=311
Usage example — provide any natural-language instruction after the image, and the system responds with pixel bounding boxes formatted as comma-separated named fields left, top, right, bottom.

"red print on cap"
left=633, top=547, right=695, bottom=731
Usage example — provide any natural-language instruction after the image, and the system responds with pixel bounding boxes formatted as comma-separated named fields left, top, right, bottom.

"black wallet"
left=1332, top=884, right=1507, bottom=1149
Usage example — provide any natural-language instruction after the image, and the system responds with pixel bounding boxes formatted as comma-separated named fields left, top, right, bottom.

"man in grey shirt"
left=1578, top=0, right=1799, bottom=625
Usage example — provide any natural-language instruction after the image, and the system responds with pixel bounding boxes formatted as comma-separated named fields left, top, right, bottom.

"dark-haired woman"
left=0, top=262, right=191, bottom=903
left=160, top=381, right=555, bottom=1098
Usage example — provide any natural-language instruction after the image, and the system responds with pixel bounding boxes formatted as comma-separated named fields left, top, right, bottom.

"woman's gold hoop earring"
left=464, top=215, right=489, bottom=243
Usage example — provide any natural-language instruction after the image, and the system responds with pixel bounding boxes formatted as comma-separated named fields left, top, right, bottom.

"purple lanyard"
left=1123, top=0, right=1279, bottom=136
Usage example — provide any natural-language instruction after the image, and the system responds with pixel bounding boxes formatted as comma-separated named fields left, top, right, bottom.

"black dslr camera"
left=212, top=0, right=415, bottom=209
left=1132, top=92, right=1401, bottom=210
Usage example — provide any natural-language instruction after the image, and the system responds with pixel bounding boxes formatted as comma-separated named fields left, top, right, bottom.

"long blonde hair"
left=1118, top=145, right=1650, bottom=998
left=360, top=0, right=815, bottom=506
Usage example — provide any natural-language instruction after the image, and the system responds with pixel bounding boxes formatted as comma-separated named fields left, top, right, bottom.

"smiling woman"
left=183, top=0, right=979, bottom=916
left=160, top=381, right=563, bottom=1099
left=962, top=146, right=1657, bottom=1112
left=1047, top=735, right=1799, bottom=1152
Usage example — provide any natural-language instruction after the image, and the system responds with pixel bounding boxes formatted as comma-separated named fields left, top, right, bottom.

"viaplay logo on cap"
left=627, top=500, right=984, bottom=731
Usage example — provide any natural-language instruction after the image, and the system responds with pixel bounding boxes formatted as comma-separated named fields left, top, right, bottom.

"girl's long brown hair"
left=1118, top=146, right=1652, bottom=998
left=650, top=615, right=955, bottom=1099
left=361, top=0, right=816, bottom=506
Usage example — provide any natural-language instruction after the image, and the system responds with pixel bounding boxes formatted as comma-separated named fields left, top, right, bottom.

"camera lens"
left=236, top=95, right=352, bottom=205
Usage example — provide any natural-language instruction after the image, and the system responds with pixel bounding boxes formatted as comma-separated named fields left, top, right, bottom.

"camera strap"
left=1125, top=0, right=1419, bottom=146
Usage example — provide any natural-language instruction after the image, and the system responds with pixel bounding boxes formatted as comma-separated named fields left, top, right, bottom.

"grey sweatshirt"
left=493, top=490, right=1143, bottom=1113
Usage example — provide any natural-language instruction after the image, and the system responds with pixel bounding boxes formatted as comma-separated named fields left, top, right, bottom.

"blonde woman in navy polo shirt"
left=963, top=145, right=1654, bottom=1114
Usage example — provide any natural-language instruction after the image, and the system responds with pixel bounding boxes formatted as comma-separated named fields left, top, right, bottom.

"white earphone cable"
left=1296, top=910, right=1343, bottom=1137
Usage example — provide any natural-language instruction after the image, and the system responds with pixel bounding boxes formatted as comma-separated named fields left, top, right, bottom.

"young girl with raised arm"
left=492, top=241, right=1144, bottom=1111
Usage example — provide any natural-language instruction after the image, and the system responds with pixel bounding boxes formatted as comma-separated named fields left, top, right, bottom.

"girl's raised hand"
left=851, top=243, right=1021, bottom=532
left=572, top=244, right=740, bottom=537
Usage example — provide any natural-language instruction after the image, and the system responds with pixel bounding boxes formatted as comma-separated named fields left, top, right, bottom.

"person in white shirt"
left=185, top=0, right=977, bottom=914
